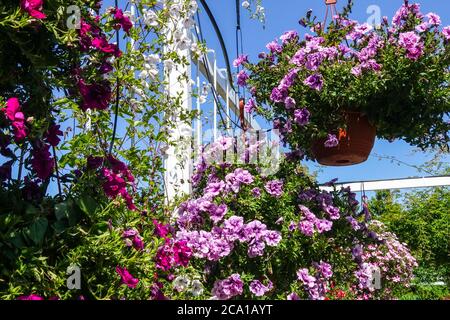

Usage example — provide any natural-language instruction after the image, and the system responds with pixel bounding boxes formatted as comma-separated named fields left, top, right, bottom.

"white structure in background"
left=162, top=2, right=262, bottom=202
left=319, top=176, right=450, bottom=192
left=163, top=1, right=194, bottom=201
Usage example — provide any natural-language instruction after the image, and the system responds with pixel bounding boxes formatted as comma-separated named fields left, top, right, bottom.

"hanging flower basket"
left=238, top=1, right=450, bottom=166
left=311, top=112, right=376, bottom=166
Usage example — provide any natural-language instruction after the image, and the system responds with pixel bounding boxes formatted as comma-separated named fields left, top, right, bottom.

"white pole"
left=163, top=2, right=193, bottom=202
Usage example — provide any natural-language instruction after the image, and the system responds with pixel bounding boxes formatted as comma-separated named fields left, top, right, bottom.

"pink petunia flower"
left=20, top=0, right=46, bottom=19
left=116, top=266, right=139, bottom=288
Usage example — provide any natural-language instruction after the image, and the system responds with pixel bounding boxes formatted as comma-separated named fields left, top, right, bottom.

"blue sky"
left=197, top=0, right=450, bottom=185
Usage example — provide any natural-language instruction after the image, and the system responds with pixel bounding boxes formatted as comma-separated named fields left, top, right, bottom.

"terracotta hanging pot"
left=311, top=112, right=376, bottom=166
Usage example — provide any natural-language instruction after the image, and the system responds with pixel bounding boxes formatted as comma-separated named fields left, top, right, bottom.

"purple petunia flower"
left=264, top=179, right=283, bottom=198
left=251, top=187, right=261, bottom=198
left=280, top=30, right=299, bottom=45
left=398, top=31, right=424, bottom=60
left=237, top=70, right=249, bottom=87
left=324, top=134, right=339, bottom=148
left=263, top=230, right=282, bottom=246
left=293, top=108, right=310, bottom=126
left=284, top=97, right=296, bottom=109
left=233, top=54, right=249, bottom=68
left=426, top=12, right=441, bottom=26
left=249, top=280, right=273, bottom=297
left=287, top=292, right=301, bottom=300
left=212, top=274, right=244, bottom=300
left=303, top=74, right=323, bottom=91
left=316, top=261, right=333, bottom=279
left=244, top=98, right=257, bottom=113
left=266, top=40, right=282, bottom=54
left=442, top=26, right=450, bottom=40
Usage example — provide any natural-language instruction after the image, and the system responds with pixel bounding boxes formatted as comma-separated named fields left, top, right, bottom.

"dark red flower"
left=31, top=144, right=54, bottom=180
left=45, top=124, right=63, bottom=147
left=78, top=79, right=112, bottom=111
left=0, top=160, right=13, bottom=182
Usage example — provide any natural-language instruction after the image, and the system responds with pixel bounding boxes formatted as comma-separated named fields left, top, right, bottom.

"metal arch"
left=197, top=0, right=235, bottom=92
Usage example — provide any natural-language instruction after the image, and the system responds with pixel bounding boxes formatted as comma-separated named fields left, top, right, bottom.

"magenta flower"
left=3, top=97, right=20, bottom=121
left=111, top=8, right=133, bottom=34
left=2, top=98, right=28, bottom=142
left=153, top=219, right=170, bottom=238
left=12, top=118, right=27, bottom=142
left=31, top=145, right=54, bottom=180
left=20, top=0, right=46, bottom=19
left=132, top=235, right=145, bottom=251
left=98, top=157, right=136, bottom=211
left=116, top=266, right=139, bottom=288
left=122, top=229, right=138, bottom=239
left=303, top=74, right=323, bottom=91
left=92, top=37, right=122, bottom=57
left=17, top=294, right=44, bottom=300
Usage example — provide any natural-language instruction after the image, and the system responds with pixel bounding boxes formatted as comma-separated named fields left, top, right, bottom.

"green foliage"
left=370, top=188, right=450, bottom=294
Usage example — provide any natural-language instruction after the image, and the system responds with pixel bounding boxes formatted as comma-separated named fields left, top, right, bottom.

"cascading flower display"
left=243, top=1, right=450, bottom=159
left=166, top=137, right=418, bottom=300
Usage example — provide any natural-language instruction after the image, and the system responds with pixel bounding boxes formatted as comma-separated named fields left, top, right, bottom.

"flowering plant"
left=241, top=1, right=450, bottom=159
left=0, top=0, right=203, bottom=300
left=161, top=140, right=417, bottom=300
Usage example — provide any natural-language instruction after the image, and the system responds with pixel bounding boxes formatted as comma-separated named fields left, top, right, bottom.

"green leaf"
left=28, top=218, right=48, bottom=246
left=76, top=195, right=98, bottom=216
left=55, top=202, right=70, bottom=221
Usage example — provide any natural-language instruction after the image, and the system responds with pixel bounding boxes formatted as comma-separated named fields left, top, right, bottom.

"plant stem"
left=109, top=0, right=120, bottom=155
left=17, top=146, right=25, bottom=181
left=53, top=146, right=62, bottom=197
